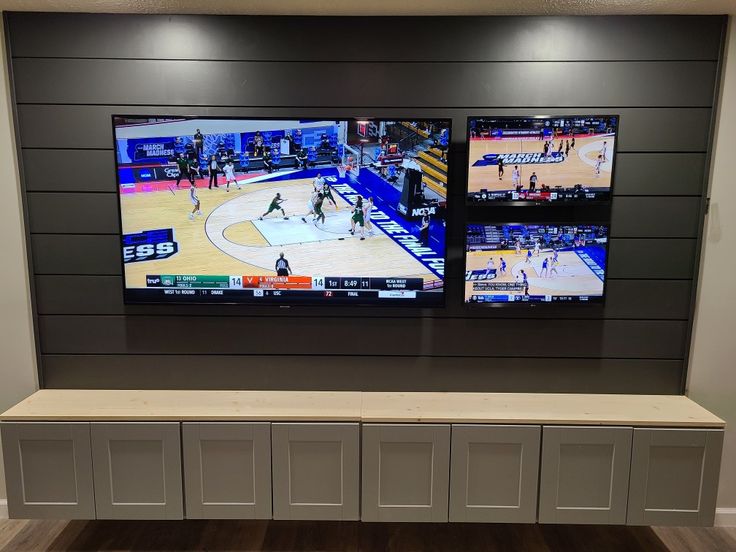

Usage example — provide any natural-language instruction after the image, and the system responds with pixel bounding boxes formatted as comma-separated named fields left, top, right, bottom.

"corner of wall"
left=687, top=15, right=736, bottom=511
left=0, top=14, right=41, bottom=502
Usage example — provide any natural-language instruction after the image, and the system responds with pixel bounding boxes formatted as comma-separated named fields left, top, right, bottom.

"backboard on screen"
left=465, top=223, right=609, bottom=304
left=467, top=115, right=618, bottom=204
left=114, top=116, right=450, bottom=306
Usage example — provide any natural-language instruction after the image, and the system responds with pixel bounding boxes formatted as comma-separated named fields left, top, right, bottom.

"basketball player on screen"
left=301, top=189, right=320, bottom=223
left=312, top=193, right=326, bottom=225
left=349, top=195, right=365, bottom=240
left=175, top=153, right=195, bottom=188
left=512, top=165, right=521, bottom=191
left=594, top=153, right=603, bottom=176
left=313, top=173, right=325, bottom=192
left=497, top=157, right=504, bottom=180
left=363, top=197, right=375, bottom=236
left=322, top=181, right=338, bottom=210
left=224, top=159, right=240, bottom=191
left=484, top=257, right=495, bottom=279
left=188, top=185, right=202, bottom=220
left=259, top=193, right=288, bottom=220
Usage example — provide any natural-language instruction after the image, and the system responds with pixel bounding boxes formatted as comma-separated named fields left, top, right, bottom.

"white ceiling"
left=0, top=0, right=734, bottom=16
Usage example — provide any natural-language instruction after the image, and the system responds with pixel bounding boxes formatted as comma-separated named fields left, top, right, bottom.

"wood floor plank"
left=1, top=519, right=734, bottom=551
left=0, top=521, right=27, bottom=551
left=653, top=526, right=736, bottom=552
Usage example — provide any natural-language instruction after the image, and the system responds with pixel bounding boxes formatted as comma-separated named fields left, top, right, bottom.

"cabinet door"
left=539, top=426, right=632, bottom=525
left=362, top=424, right=450, bottom=522
left=627, top=428, right=723, bottom=526
left=91, top=423, right=183, bottom=520
left=182, top=422, right=271, bottom=519
left=449, top=424, right=540, bottom=523
left=1, top=422, right=95, bottom=519
left=271, top=423, right=359, bottom=520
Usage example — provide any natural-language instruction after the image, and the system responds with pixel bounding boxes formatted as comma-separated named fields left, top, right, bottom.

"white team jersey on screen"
left=308, top=191, right=319, bottom=210
left=190, top=189, right=199, bottom=205
left=224, top=165, right=236, bottom=180
left=512, top=169, right=520, bottom=181
left=364, top=203, right=373, bottom=221
left=314, top=177, right=324, bottom=190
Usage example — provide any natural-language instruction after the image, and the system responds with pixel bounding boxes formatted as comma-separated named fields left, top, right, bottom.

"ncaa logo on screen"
left=411, top=206, right=437, bottom=217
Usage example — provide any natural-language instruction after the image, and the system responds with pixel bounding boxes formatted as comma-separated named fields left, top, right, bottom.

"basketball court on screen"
left=121, top=174, right=436, bottom=289
left=467, top=135, right=614, bottom=195
left=464, top=248, right=604, bottom=300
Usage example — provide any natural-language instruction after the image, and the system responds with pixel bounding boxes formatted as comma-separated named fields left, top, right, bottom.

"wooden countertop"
left=361, top=392, right=726, bottom=428
left=0, top=390, right=363, bottom=422
left=0, top=390, right=725, bottom=428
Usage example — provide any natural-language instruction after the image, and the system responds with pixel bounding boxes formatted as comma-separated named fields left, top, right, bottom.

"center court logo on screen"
left=472, top=152, right=565, bottom=167
left=122, top=228, right=179, bottom=264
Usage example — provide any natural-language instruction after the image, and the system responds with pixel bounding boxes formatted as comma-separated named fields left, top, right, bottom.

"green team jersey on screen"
left=352, top=207, right=364, bottom=224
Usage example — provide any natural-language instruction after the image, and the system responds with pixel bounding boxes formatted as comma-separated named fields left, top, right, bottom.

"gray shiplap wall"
left=4, top=12, right=726, bottom=393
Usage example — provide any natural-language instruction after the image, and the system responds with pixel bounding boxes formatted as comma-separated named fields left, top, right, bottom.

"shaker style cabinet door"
left=91, top=423, right=183, bottom=520
left=182, top=422, right=272, bottom=519
left=538, top=426, right=632, bottom=525
left=627, top=428, right=724, bottom=526
left=362, top=424, right=450, bottom=522
left=271, top=423, right=360, bottom=520
left=1, top=422, right=95, bottom=519
left=449, top=424, right=541, bottom=523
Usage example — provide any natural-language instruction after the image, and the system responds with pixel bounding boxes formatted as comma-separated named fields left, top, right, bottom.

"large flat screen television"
left=465, top=223, right=609, bottom=304
left=114, top=116, right=450, bottom=306
left=466, top=115, right=618, bottom=204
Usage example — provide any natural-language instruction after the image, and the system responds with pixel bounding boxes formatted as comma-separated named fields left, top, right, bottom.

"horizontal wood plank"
left=34, top=275, right=692, bottom=320
left=37, top=315, right=688, bottom=358
left=39, top=354, right=685, bottom=394
left=17, top=105, right=712, bottom=152
left=6, top=13, right=724, bottom=62
left=13, top=59, right=717, bottom=108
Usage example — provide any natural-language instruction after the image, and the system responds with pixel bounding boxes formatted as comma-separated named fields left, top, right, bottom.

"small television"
left=466, top=115, right=618, bottom=204
left=464, top=223, right=609, bottom=304
left=114, top=116, right=450, bottom=306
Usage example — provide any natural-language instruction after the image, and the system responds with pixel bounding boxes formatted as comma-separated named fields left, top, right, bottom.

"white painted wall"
left=688, top=16, right=736, bottom=518
left=0, top=18, right=39, bottom=503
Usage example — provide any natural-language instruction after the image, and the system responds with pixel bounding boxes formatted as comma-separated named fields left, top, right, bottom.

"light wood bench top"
left=0, top=390, right=363, bottom=422
left=0, top=390, right=725, bottom=428
left=361, top=392, right=725, bottom=427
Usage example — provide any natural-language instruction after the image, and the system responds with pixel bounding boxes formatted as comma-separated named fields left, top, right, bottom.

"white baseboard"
left=0, top=499, right=7, bottom=520
left=715, top=507, right=736, bottom=527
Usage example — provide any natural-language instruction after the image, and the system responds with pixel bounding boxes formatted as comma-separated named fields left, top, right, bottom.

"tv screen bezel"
left=112, top=114, right=452, bottom=308
left=462, top=221, right=611, bottom=307
left=465, top=114, right=620, bottom=206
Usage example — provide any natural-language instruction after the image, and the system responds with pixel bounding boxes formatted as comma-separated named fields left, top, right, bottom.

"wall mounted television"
left=114, top=116, right=451, bottom=306
left=466, top=115, right=618, bottom=204
left=464, top=223, right=609, bottom=305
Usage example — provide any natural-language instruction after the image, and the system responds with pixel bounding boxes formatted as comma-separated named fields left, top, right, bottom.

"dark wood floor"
left=1, top=519, right=735, bottom=551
